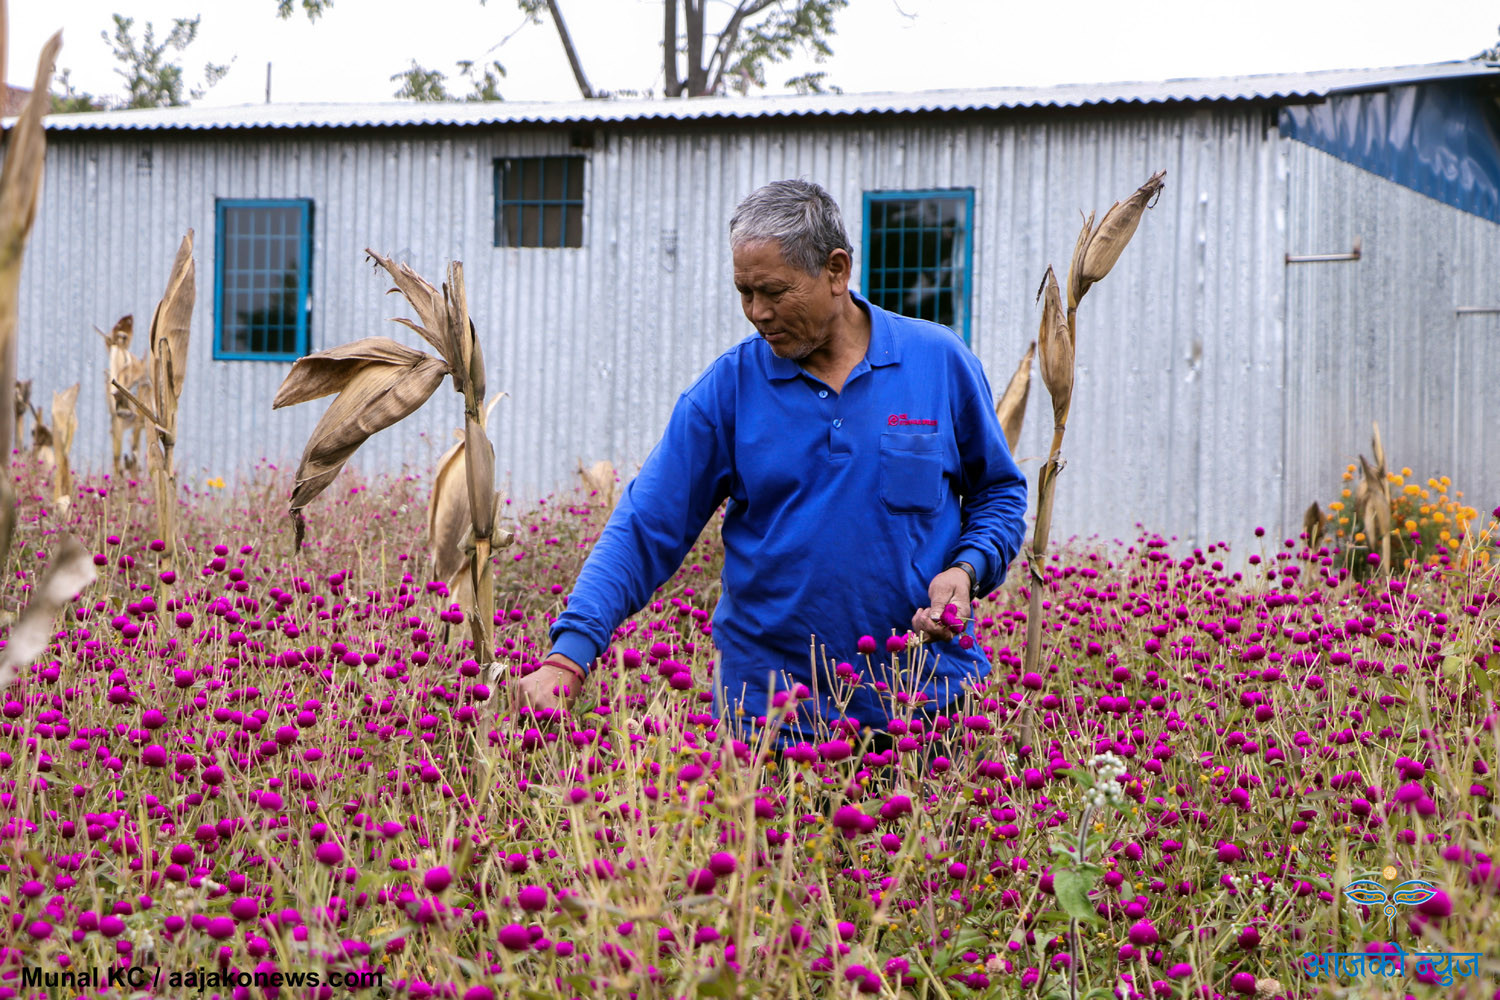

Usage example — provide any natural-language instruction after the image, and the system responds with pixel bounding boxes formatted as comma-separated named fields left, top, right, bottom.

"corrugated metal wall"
left=1283, top=140, right=1500, bottom=541
left=21, top=105, right=1487, bottom=556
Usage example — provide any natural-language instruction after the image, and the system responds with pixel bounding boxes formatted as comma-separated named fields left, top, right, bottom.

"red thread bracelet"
left=543, top=658, right=586, bottom=683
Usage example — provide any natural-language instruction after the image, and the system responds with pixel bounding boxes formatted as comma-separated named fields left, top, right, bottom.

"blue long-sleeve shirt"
left=549, top=291, right=1028, bottom=741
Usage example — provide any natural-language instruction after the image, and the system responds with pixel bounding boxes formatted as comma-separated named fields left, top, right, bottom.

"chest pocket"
left=879, top=431, right=943, bottom=513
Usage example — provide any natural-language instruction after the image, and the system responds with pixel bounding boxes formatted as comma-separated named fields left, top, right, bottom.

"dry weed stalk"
left=578, top=459, right=619, bottom=516
left=274, top=253, right=507, bottom=662
left=112, top=232, right=196, bottom=582
left=0, top=17, right=62, bottom=572
left=1022, top=171, right=1166, bottom=734
left=97, top=315, right=149, bottom=475
left=1304, top=501, right=1328, bottom=551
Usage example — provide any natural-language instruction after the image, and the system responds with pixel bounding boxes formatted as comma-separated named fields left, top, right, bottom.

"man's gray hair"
left=728, top=179, right=851, bottom=275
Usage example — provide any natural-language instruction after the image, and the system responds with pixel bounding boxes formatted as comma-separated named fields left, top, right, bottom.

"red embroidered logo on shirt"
left=887, top=413, right=937, bottom=427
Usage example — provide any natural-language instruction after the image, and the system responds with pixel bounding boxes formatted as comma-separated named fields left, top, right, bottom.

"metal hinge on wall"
left=1285, top=237, right=1361, bottom=264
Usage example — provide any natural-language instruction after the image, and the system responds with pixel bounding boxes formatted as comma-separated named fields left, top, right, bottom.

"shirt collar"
left=763, top=289, right=901, bottom=381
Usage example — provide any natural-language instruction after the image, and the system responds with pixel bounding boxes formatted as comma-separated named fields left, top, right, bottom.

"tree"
left=1476, top=24, right=1500, bottom=62
left=391, top=60, right=506, bottom=102
left=51, top=14, right=231, bottom=113
left=279, top=0, right=848, bottom=100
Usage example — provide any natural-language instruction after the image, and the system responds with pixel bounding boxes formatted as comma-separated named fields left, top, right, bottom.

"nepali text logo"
left=887, top=414, right=937, bottom=427
left=1341, top=876, right=1438, bottom=935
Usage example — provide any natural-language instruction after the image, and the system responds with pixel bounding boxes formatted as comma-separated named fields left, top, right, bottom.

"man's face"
left=732, top=240, right=844, bottom=361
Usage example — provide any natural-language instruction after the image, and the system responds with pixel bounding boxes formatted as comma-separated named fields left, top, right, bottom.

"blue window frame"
left=861, top=189, right=974, bottom=343
left=494, top=156, right=585, bottom=247
left=214, top=199, right=312, bottom=361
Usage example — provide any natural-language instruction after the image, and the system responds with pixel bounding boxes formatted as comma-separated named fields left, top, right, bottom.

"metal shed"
left=12, top=60, right=1500, bottom=552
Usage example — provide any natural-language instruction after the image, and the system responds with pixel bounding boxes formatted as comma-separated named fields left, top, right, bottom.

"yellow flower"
left=1388, top=473, right=1404, bottom=486
left=206, top=476, right=225, bottom=489
left=1330, top=502, right=1345, bottom=512
left=1404, top=520, right=1417, bottom=531
left=1404, top=484, right=1420, bottom=496
left=1354, top=532, right=1366, bottom=543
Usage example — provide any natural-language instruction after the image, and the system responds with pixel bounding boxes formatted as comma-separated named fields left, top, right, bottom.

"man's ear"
left=825, top=248, right=853, bottom=296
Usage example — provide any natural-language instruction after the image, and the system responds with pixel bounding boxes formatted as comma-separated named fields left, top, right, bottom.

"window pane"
left=218, top=201, right=308, bottom=358
left=521, top=162, right=541, bottom=200
left=543, top=205, right=563, bottom=246
left=543, top=161, right=564, bottom=200
left=494, top=156, right=588, bottom=248
left=565, top=206, right=582, bottom=247
left=504, top=206, right=521, bottom=246
left=862, top=193, right=971, bottom=341
left=565, top=159, right=584, bottom=201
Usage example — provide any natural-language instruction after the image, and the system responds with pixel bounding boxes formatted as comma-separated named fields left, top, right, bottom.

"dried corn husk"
left=274, top=337, right=450, bottom=547
left=0, top=28, right=63, bottom=570
left=1035, top=267, right=1072, bottom=429
left=148, top=233, right=195, bottom=424
left=366, top=252, right=464, bottom=379
left=1070, top=170, right=1167, bottom=307
left=1065, top=211, right=1096, bottom=311
left=0, top=534, right=96, bottom=688
left=995, top=342, right=1034, bottom=454
left=427, top=394, right=505, bottom=586
left=51, top=383, right=78, bottom=509
left=1359, top=454, right=1391, bottom=551
left=578, top=458, right=619, bottom=514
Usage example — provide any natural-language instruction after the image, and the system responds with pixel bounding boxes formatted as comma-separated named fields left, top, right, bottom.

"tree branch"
left=545, top=0, right=596, bottom=99
left=685, top=0, right=706, bottom=96
left=705, top=0, right=776, bottom=96
left=663, top=0, right=682, bottom=96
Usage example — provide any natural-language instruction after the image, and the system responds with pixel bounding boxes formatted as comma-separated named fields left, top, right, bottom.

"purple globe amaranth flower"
left=1415, top=889, right=1451, bottom=918
left=26, top=921, right=51, bottom=940
left=497, top=923, right=530, bottom=951
left=857, top=635, right=877, bottom=655
left=1216, top=842, right=1244, bottom=863
left=462, top=988, right=495, bottom=1000
left=1167, top=962, right=1193, bottom=979
left=707, top=852, right=737, bottom=877
left=1237, top=924, right=1261, bottom=950
left=228, top=898, right=258, bottom=922
left=314, top=842, right=344, bottom=866
left=204, top=916, right=235, bottom=940
left=517, top=886, right=548, bottom=912
left=1229, top=971, right=1257, bottom=995
left=885, top=635, right=907, bottom=654
left=424, top=867, right=452, bottom=894
left=685, top=869, right=717, bottom=893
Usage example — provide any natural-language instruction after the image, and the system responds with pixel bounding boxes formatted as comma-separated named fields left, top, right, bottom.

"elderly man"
left=513, top=179, right=1027, bottom=746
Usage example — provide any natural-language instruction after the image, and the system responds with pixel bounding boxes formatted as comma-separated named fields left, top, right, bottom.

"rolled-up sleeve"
left=948, top=360, right=1029, bottom=597
left=549, top=394, right=730, bottom=674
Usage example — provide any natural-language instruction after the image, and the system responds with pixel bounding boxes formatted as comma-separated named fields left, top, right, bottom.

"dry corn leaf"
left=279, top=345, right=448, bottom=546
left=995, top=341, right=1035, bottom=454
left=0, top=534, right=96, bottom=687
left=366, top=250, right=461, bottom=374
left=1078, top=170, right=1167, bottom=294
left=51, top=382, right=78, bottom=506
left=148, top=232, right=195, bottom=413
left=1035, top=266, right=1072, bottom=429
left=273, top=337, right=441, bottom=408
left=445, top=261, right=483, bottom=402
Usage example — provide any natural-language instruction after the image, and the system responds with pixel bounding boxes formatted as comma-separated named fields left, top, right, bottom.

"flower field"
left=2, top=456, right=1498, bottom=1000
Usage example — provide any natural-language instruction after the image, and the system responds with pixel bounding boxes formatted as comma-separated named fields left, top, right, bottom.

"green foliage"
left=722, top=0, right=848, bottom=96
left=275, top=0, right=334, bottom=19
left=391, top=60, right=507, bottom=102
left=53, top=14, right=230, bottom=113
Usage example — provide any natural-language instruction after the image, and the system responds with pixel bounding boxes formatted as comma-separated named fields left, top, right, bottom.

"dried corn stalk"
left=0, top=535, right=96, bottom=688
left=1022, top=170, right=1166, bottom=728
left=12, top=379, right=29, bottom=455
left=578, top=459, right=619, bottom=516
left=97, top=315, right=148, bottom=475
left=1304, top=501, right=1327, bottom=551
left=0, top=22, right=62, bottom=574
left=995, top=342, right=1034, bottom=455
left=112, top=232, right=195, bottom=584
left=1357, top=421, right=1392, bottom=572
left=50, top=383, right=78, bottom=511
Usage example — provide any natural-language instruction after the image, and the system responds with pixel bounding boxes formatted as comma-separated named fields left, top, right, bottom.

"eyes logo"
left=1341, top=878, right=1438, bottom=934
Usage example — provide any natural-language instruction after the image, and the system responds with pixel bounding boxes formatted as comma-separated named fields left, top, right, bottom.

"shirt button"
left=818, top=390, right=828, bottom=398
left=833, top=418, right=842, bottom=428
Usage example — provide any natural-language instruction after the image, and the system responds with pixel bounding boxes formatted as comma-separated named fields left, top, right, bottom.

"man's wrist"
left=948, top=561, right=977, bottom=601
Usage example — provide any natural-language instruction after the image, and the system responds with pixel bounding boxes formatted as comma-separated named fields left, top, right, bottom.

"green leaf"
left=1064, top=768, right=1093, bottom=790
left=1052, top=868, right=1099, bottom=924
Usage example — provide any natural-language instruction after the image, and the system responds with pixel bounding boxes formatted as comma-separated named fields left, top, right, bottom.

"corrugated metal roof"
left=24, top=60, right=1500, bottom=133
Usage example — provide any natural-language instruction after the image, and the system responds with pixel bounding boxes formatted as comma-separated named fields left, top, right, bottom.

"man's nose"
left=747, top=293, right=775, bottom=323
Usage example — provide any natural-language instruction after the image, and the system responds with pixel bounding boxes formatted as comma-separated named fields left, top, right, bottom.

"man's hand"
left=511, top=656, right=584, bottom=713
left=911, top=567, right=972, bottom=642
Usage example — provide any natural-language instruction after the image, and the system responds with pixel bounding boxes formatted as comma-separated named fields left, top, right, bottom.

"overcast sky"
left=7, top=0, right=1499, bottom=107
